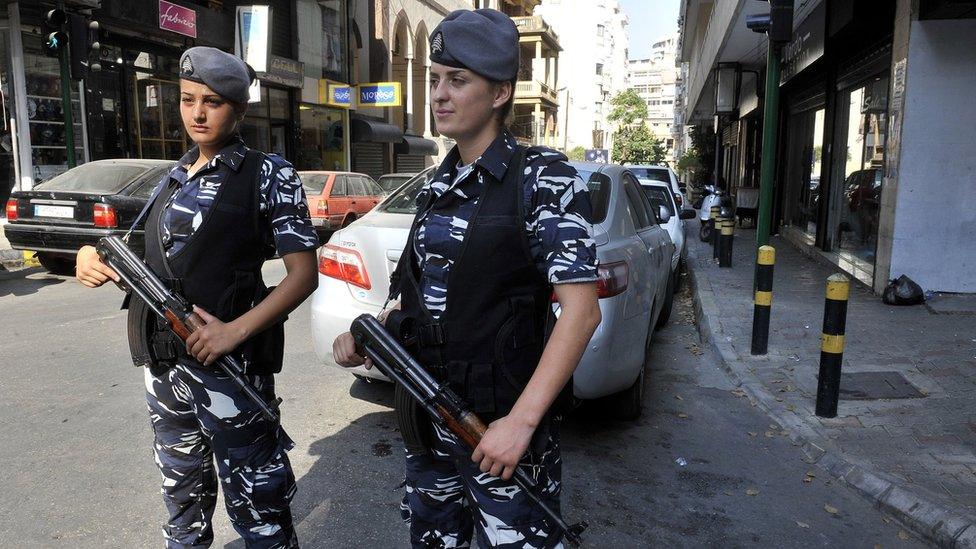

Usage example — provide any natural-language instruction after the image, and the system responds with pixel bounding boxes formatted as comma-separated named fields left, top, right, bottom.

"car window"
left=640, top=185, right=675, bottom=217
left=302, top=174, right=329, bottom=195
left=584, top=172, right=611, bottom=225
left=348, top=177, right=367, bottom=196
left=130, top=167, right=169, bottom=199
left=623, top=174, right=655, bottom=229
left=629, top=167, right=671, bottom=185
left=330, top=177, right=347, bottom=197
left=378, top=169, right=436, bottom=214
left=35, top=161, right=162, bottom=194
left=364, top=177, right=384, bottom=195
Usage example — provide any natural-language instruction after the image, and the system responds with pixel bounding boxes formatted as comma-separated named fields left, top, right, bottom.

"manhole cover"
left=837, top=371, right=925, bottom=400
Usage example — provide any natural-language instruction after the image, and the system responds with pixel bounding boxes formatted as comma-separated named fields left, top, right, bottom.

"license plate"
left=33, top=204, right=75, bottom=218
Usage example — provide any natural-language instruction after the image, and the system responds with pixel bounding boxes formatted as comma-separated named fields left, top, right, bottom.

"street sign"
left=585, top=149, right=609, bottom=163
left=357, top=82, right=401, bottom=107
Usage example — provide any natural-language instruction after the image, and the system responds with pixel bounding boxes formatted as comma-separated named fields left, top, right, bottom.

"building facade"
left=678, top=0, right=976, bottom=294
left=535, top=0, right=627, bottom=154
left=627, top=34, right=679, bottom=163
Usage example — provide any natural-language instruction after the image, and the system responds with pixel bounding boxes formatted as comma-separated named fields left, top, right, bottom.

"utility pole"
left=747, top=0, right=794, bottom=247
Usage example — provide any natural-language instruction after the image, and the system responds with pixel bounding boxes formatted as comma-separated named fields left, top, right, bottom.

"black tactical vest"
left=391, top=147, right=566, bottom=420
left=137, top=149, right=283, bottom=374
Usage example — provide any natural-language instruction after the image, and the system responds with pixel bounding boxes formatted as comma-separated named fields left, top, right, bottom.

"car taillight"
left=93, top=203, right=117, bottom=228
left=5, top=199, right=18, bottom=221
left=318, top=244, right=371, bottom=290
left=551, top=261, right=629, bottom=302
left=316, top=200, right=328, bottom=216
left=596, top=261, right=629, bottom=299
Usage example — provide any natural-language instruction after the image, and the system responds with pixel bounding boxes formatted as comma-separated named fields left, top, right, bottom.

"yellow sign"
left=356, top=82, right=402, bottom=107
left=319, top=79, right=352, bottom=108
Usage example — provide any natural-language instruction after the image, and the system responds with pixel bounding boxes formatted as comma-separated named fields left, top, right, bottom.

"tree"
left=608, top=90, right=666, bottom=164
left=567, top=146, right=586, bottom=161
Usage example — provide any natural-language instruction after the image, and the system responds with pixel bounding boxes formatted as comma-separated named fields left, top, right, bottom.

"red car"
left=299, top=171, right=385, bottom=239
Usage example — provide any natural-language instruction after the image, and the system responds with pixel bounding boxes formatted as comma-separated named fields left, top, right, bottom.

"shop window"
left=784, top=107, right=825, bottom=238
left=298, top=104, right=346, bottom=171
left=134, top=76, right=185, bottom=160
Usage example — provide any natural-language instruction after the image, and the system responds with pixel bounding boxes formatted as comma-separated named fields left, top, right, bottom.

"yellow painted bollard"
left=751, top=245, right=775, bottom=355
left=710, top=206, right=721, bottom=260
left=815, top=274, right=850, bottom=418
left=23, top=251, right=40, bottom=268
left=719, top=218, right=734, bottom=268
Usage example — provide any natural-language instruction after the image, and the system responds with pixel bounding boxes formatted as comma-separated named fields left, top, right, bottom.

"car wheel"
left=605, top=364, right=645, bottom=420
left=674, top=260, right=685, bottom=293
left=655, top=270, right=675, bottom=330
left=37, top=253, right=75, bottom=276
left=341, top=214, right=356, bottom=228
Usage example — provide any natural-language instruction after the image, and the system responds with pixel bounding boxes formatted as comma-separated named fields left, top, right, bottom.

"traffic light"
left=68, top=13, right=101, bottom=80
left=43, top=8, right=67, bottom=57
left=746, top=0, right=794, bottom=45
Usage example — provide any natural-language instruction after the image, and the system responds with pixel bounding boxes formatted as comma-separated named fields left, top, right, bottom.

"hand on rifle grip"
left=333, top=331, right=372, bottom=369
left=76, top=245, right=120, bottom=288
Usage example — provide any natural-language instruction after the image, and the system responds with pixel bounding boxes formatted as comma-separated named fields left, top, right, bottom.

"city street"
left=0, top=261, right=924, bottom=547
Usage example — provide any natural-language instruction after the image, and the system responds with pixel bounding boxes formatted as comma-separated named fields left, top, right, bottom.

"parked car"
left=627, top=164, right=690, bottom=210
left=310, top=162, right=675, bottom=418
left=638, top=179, right=696, bottom=291
left=300, top=171, right=385, bottom=240
left=376, top=172, right=417, bottom=194
left=4, top=159, right=173, bottom=274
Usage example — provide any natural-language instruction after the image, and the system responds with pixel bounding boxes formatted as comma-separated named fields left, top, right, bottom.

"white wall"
left=888, top=19, right=976, bottom=293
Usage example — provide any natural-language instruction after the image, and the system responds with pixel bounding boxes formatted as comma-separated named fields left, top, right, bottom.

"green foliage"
left=608, top=89, right=648, bottom=127
left=676, top=149, right=701, bottom=174
left=612, top=124, right=667, bottom=165
left=567, top=146, right=586, bottom=161
left=688, top=125, right=716, bottom=185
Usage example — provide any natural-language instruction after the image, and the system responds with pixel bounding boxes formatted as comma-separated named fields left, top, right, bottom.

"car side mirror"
left=679, top=209, right=697, bottom=220
left=658, top=205, right=672, bottom=224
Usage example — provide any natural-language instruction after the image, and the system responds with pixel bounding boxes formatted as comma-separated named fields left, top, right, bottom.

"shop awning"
left=350, top=116, right=403, bottom=143
left=396, top=135, right=439, bottom=156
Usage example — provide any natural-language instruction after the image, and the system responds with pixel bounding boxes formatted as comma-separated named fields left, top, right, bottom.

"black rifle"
left=96, top=235, right=282, bottom=422
left=350, top=313, right=588, bottom=546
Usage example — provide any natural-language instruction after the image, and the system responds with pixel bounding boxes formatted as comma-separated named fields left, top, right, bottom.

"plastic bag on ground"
left=882, top=275, right=925, bottom=306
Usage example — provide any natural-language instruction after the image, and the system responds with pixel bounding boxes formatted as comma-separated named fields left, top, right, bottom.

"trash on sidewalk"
left=674, top=457, right=687, bottom=467
left=882, top=275, right=925, bottom=305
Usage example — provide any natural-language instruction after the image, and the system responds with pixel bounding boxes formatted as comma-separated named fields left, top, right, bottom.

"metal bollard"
left=815, top=274, right=850, bottom=418
left=710, top=206, right=721, bottom=259
left=751, top=245, right=775, bottom=355
left=719, top=218, right=734, bottom=267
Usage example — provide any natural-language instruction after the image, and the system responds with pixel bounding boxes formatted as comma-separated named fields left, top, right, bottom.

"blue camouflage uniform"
left=400, top=129, right=598, bottom=548
left=145, top=136, right=317, bottom=548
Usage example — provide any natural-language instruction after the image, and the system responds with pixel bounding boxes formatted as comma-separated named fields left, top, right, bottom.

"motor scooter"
left=696, top=185, right=735, bottom=241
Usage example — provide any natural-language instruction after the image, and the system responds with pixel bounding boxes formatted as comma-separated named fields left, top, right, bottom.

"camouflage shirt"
left=413, top=130, right=598, bottom=319
left=159, top=137, right=319, bottom=257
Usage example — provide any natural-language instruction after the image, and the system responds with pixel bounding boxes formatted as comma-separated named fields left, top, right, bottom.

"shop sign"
left=258, top=55, right=303, bottom=89
left=780, top=1, right=825, bottom=86
left=357, top=82, right=401, bottom=107
left=236, top=5, right=271, bottom=73
left=158, top=0, right=196, bottom=38
left=319, top=80, right=352, bottom=108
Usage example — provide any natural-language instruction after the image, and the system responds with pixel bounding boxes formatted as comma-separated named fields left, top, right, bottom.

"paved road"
left=0, top=263, right=926, bottom=547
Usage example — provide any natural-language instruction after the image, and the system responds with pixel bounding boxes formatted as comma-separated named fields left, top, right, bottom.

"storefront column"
left=423, top=61, right=432, bottom=138
left=8, top=2, right=32, bottom=191
left=405, top=54, right=414, bottom=133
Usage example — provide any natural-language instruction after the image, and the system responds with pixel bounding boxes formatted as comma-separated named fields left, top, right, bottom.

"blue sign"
left=331, top=86, right=351, bottom=106
left=357, top=82, right=401, bottom=107
left=585, top=149, right=609, bottom=163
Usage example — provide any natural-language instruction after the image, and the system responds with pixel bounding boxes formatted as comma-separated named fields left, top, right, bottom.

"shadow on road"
left=0, top=267, right=64, bottom=298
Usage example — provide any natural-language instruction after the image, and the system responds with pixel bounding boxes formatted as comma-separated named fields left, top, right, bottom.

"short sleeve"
left=524, top=157, right=599, bottom=284
left=259, top=155, right=319, bottom=255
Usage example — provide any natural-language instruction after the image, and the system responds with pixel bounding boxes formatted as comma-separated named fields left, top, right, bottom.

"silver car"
left=311, top=162, right=674, bottom=418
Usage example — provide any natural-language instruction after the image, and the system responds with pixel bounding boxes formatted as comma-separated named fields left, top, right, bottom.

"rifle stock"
left=349, top=314, right=587, bottom=546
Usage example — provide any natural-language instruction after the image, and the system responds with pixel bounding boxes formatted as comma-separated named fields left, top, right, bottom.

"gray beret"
left=179, top=46, right=255, bottom=104
left=429, top=9, right=520, bottom=82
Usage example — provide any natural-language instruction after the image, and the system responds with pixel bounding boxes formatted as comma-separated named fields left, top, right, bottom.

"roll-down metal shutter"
left=352, top=143, right=386, bottom=179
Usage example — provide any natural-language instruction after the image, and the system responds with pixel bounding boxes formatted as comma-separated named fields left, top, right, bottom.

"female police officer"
left=334, top=9, right=601, bottom=548
left=75, top=47, right=317, bottom=548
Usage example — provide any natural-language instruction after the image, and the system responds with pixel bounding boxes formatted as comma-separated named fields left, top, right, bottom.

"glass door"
left=134, top=75, right=186, bottom=159
left=783, top=107, right=825, bottom=239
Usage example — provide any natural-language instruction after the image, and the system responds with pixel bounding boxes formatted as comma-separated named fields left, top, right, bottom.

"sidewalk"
left=686, top=227, right=976, bottom=548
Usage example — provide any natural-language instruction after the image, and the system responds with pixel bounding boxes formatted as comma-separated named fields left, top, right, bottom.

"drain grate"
left=837, top=371, right=925, bottom=400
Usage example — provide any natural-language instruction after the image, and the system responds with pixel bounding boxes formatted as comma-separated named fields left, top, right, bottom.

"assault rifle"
left=96, top=235, right=282, bottom=422
left=349, top=313, right=588, bottom=546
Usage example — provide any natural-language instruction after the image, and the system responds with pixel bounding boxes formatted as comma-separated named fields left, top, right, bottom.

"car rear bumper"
left=4, top=223, right=143, bottom=255
left=310, top=273, right=391, bottom=381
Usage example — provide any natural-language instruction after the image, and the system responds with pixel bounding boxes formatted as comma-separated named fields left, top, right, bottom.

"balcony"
left=515, top=80, right=559, bottom=106
left=512, top=16, right=561, bottom=50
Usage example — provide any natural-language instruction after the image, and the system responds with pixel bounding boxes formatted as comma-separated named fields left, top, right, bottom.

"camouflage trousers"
left=145, top=363, right=298, bottom=549
left=400, top=420, right=564, bottom=549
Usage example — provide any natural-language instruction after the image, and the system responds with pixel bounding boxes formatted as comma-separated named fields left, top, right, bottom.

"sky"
left=618, top=0, right=681, bottom=60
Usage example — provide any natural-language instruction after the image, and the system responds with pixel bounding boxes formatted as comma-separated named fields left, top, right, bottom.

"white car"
left=311, top=164, right=675, bottom=418
left=637, top=180, right=696, bottom=290
left=626, top=164, right=690, bottom=211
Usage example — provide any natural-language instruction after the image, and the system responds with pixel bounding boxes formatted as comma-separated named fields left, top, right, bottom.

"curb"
left=0, top=249, right=25, bottom=271
left=687, top=249, right=976, bottom=549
